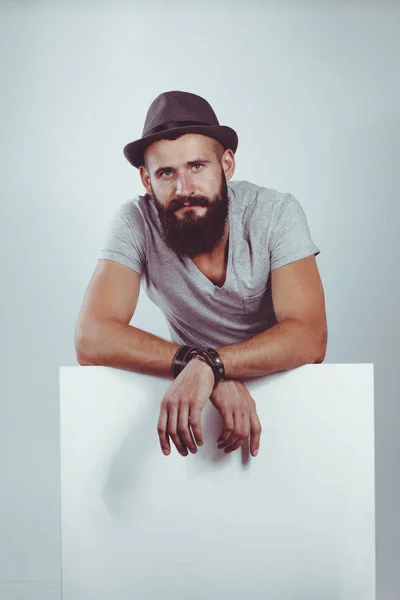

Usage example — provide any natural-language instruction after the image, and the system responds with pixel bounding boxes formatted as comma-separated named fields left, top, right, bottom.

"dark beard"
left=150, top=171, right=229, bottom=259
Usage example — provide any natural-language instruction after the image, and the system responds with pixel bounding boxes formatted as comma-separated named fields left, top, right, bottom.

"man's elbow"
left=313, top=326, right=328, bottom=363
left=314, top=353, right=326, bottom=364
left=76, top=351, right=95, bottom=366
left=74, top=323, right=97, bottom=366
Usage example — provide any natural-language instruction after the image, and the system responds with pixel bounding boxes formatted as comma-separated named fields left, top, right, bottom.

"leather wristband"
left=194, top=348, right=225, bottom=386
left=171, top=345, right=200, bottom=379
left=171, top=345, right=225, bottom=388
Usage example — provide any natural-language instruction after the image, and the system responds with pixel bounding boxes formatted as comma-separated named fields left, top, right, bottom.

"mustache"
left=171, top=196, right=209, bottom=212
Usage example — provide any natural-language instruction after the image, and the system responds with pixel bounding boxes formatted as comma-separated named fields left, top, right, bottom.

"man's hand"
left=210, top=379, right=262, bottom=457
left=157, top=356, right=215, bottom=456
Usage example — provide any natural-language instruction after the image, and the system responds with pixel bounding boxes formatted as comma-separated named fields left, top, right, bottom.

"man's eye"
left=161, top=170, right=172, bottom=177
left=192, top=164, right=202, bottom=170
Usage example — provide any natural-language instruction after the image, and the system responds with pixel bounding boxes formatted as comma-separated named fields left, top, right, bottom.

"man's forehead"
left=145, top=134, right=216, bottom=168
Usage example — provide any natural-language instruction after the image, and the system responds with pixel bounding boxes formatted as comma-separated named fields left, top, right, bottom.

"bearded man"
left=75, top=90, right=327, bottom=459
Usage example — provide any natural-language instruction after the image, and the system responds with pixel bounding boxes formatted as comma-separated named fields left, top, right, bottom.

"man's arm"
left=76, top=255, right=326, bottom=381
left=75, top=259, right=180, bottom=376
left=215, top=255, right=327, bottom=379
left=155, top=255, right=326, bottom=458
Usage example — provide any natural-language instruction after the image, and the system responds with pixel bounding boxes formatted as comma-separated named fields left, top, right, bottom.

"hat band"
left=146, top=120, right=212, bottom=136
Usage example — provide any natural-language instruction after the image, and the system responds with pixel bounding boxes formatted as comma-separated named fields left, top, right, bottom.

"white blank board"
left=60, top=364, right=375, bottom=600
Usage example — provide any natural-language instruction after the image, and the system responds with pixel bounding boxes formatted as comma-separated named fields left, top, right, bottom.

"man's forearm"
left=75, top=320, right=180, bottom=377
left=76, top=316, right=325, bottom=382
left=216, top=317, right=327, bottom=379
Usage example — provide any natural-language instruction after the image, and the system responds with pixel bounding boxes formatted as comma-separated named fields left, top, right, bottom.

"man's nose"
left=175, top=173, right=196, bottom=196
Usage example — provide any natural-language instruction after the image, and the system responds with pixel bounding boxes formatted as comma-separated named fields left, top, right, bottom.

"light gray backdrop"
left=1, top=1, right=399, bottom=599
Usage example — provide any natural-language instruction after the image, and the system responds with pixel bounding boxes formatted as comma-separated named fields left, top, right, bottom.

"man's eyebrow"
left=154, top=158, right=211, bottom=176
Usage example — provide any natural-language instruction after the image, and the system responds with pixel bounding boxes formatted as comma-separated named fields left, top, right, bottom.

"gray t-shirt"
left=99, top=179, right=320, bottom=348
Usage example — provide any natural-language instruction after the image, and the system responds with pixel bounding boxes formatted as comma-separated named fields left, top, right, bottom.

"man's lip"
left=178, top=204, right=203, bottom=210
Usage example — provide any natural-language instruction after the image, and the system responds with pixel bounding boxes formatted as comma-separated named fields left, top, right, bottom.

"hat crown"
left=143, top=91, right=220, bottom=136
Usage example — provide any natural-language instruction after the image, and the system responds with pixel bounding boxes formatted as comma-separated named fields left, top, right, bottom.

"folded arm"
left=215, top=255, right=327, bottom=379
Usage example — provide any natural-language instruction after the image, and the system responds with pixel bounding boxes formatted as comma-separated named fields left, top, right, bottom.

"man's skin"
left=75, top=133, right=327, bottom=459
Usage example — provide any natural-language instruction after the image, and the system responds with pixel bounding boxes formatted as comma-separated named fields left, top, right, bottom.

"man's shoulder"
left=105, top=196, right=149, bottom=237
left=112, top=195, right=147, bottom=220
left=228, top=179, right=290, bottom=214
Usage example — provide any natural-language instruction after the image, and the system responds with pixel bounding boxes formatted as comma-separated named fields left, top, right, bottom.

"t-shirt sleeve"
left=98, top=201, right=147, bottom=275
left=269, top=193, right=320, bottom=272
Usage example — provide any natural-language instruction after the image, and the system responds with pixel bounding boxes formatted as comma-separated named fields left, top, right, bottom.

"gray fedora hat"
left=123, top=90, right=238, bottom=169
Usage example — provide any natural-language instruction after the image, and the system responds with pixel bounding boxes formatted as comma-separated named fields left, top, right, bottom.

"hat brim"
left=123, top=125, right=238, bottom=169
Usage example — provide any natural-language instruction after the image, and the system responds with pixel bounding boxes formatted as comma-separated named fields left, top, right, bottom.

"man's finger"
left=249, top=408, right=262, bottom=457
left=167, top=404, right=188, bottom=456
left=223, top=437, right=244, bottom=453
left=218, top=430, right=236, bottom=449
left=224, top=410, right=250, bottom=453
left=216, top=409, right=234, bottom=446
left=178, top=403, right=197, bottom=453
left=157, top=407, right=170, bottom=455
left=189, top=406, right=203, bottom=447
left=219, top=408, right=243, bottom=450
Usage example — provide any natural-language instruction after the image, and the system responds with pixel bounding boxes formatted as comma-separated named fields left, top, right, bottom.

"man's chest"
left=191, top=257, right=227, bottom=288
left=190, top=238, right=229, bottom=288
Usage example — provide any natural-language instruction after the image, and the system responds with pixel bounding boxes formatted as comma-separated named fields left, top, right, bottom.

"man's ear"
left=139, top=166, right=153, bottom=196
left=222, top=149, right=235, bottom=181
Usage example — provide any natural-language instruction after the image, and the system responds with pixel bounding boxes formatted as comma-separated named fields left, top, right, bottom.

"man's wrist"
left=192, top=354, right=215, bottom=378
left=172, top=345, right=225, bottom=388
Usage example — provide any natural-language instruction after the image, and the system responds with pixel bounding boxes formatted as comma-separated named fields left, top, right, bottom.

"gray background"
left=1, top=1, right=399, bottom=599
